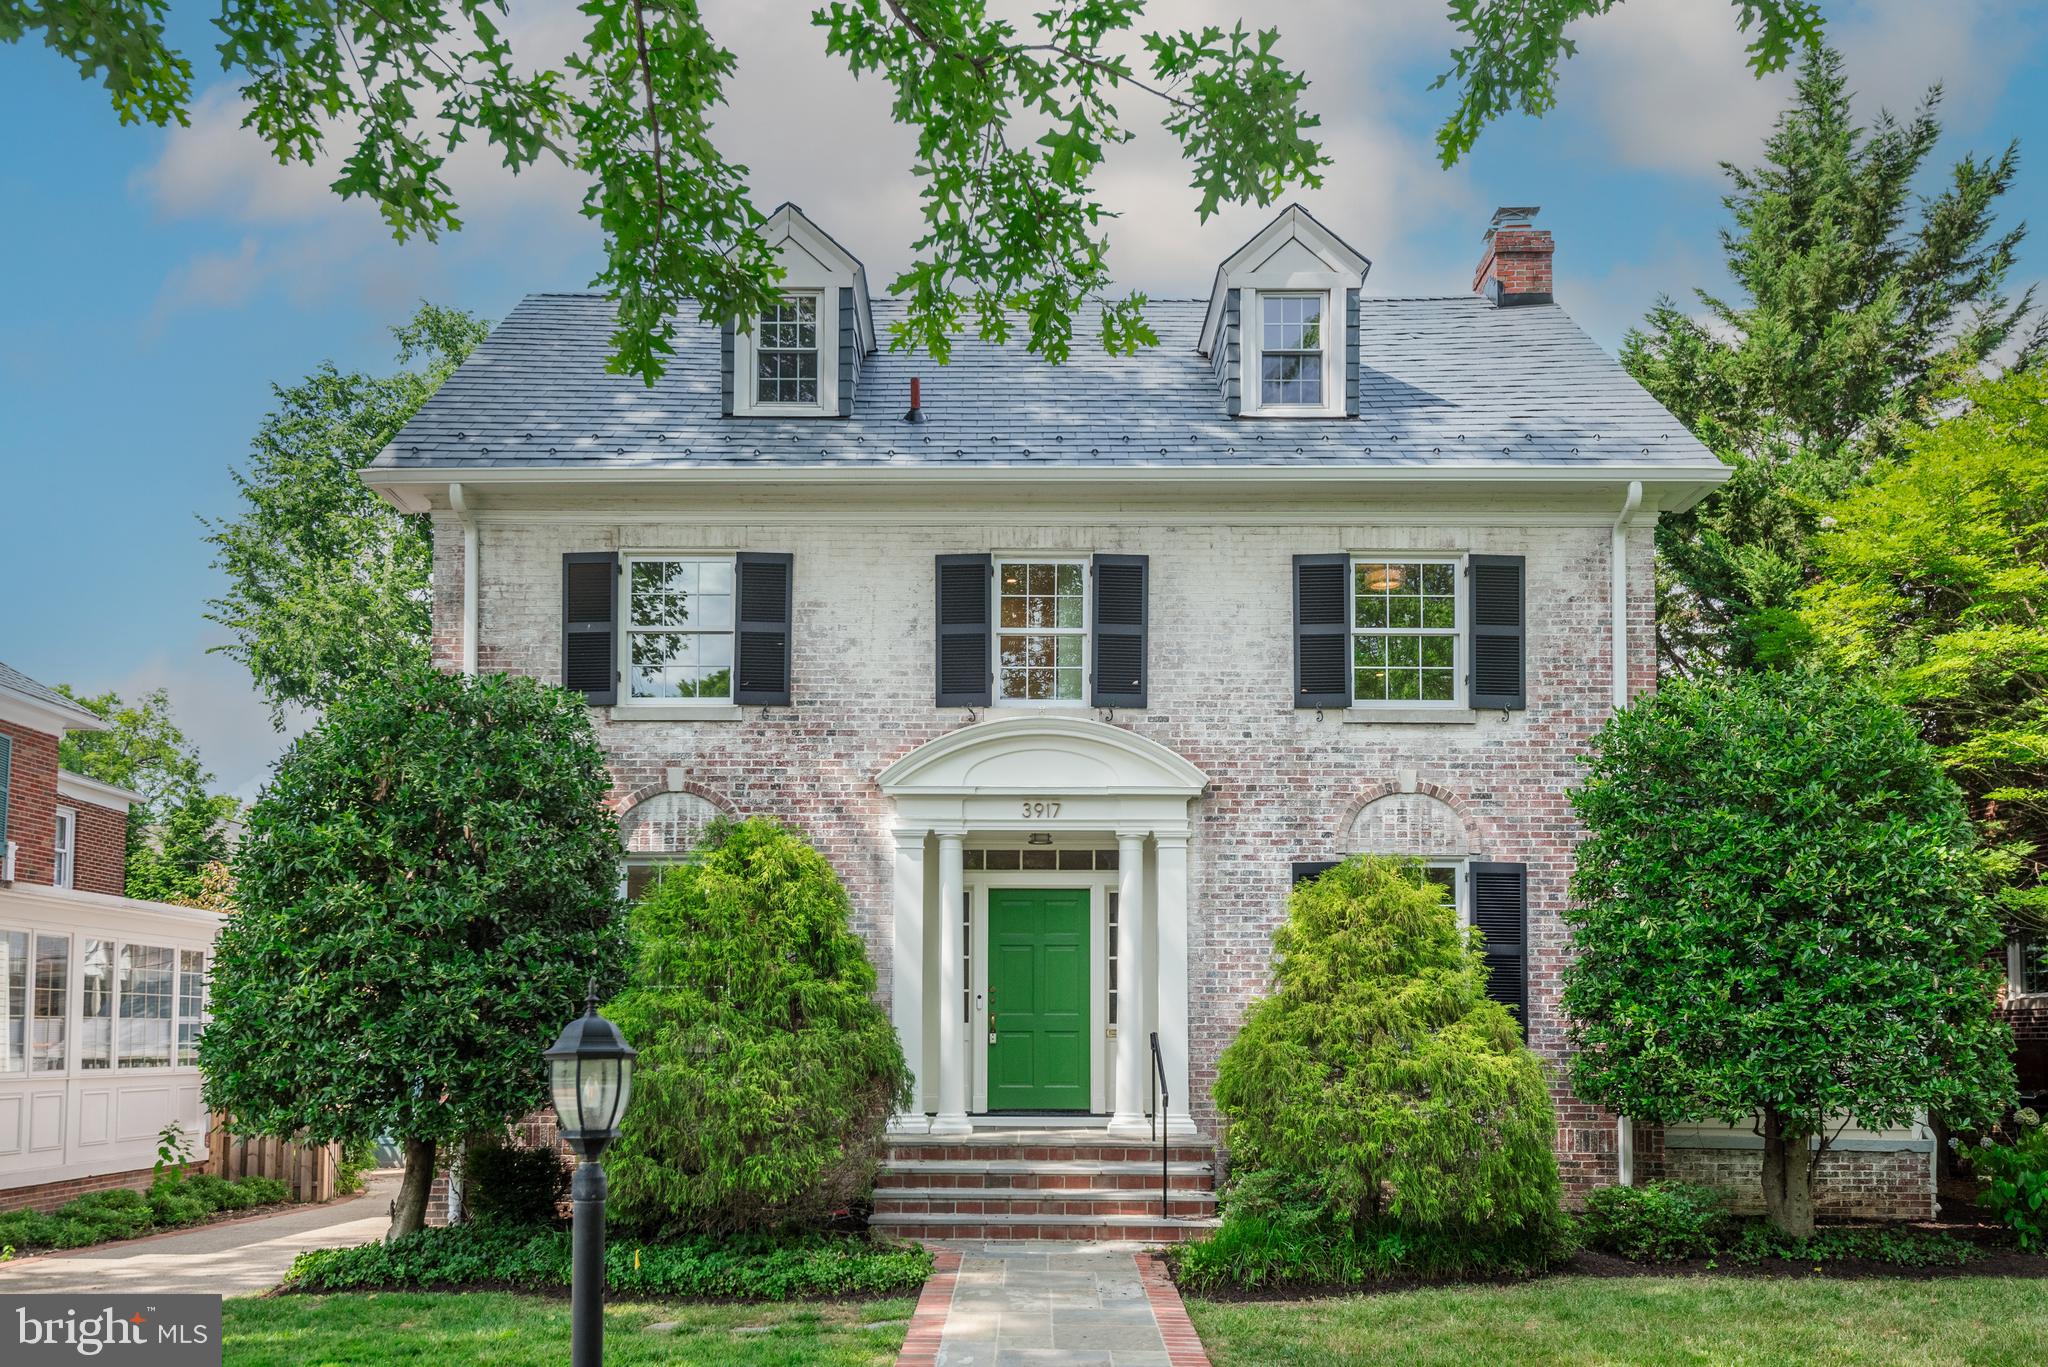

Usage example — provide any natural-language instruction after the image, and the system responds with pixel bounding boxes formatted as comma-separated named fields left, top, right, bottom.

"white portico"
left=877, top=716, right=1206, bottom=1138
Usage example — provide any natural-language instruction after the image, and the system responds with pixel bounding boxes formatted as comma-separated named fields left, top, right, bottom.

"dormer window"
left=757, top=296, right=820, bottom=406
left=1259, top=294, right=1325, bottom=407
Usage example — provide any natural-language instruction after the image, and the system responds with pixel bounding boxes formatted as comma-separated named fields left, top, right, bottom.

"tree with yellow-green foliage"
left=1794, top=366, right=2048, bottom=927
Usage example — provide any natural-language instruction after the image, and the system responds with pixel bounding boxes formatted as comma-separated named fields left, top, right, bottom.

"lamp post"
left=545, top=982, right=637, bottom=1367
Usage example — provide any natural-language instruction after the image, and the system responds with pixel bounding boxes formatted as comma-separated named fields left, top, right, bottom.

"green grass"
left=1187, top=1276, right=2048, bottom=1366
left=223, top=1292, right=916, bottom=1366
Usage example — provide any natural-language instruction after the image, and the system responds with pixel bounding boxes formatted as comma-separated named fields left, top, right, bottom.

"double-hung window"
left=996, top=559, right=1087, bottom=703
left=177, top=950, right=207, bottom=1066
left=624, top=555, right=736, bottom=703
left=1352, top=559, right=1462, bottom=706
left=117, top=942, right=175, bottom=1069
left=2016, top=932, right=2048, bottom=996
left=756, top=296, right=819, bottom=405
left=53, top=808, right=75, bottom=889
left=1258, top=294, right=1325, bottom=407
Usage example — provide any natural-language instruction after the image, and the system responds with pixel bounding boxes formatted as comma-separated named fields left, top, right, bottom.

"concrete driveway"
left=0, top=1171, right=401, bottom=1297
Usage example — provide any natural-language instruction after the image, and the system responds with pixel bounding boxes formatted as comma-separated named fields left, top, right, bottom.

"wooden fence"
left=206, top=1116, right=342, bottom=1204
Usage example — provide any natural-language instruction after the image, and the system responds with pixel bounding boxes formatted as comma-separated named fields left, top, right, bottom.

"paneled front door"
left=985, top=888, right=1091, bottom=1111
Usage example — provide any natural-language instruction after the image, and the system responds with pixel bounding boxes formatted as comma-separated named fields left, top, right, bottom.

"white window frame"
left=617, top=552, right=739, bottom=709
left=992, top=556, right=1091, bottom=708
left=53, top=807, right=76, bottom=889
left=115, top=940, right=176, bottom=1071
left=1349, top=554, right=1466, bottom=710
left=1252, top=290, right=1332, bottom=412
left=1424, top=858, right=1471, bottom=930
left=751, top=291, right=825, bottom=410
left=2012, top=932, right=2048, bottom=998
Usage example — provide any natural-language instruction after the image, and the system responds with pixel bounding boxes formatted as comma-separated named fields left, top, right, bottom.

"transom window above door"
left=1259, top=294, right=1325, bottom=407
left=997, top=560, right=1087, bottom=702
left=756, top=296, right=819, bottom=405
left=625, top=555, right=736, bottom=701
left=1353, top=559, right=1462, bottom=704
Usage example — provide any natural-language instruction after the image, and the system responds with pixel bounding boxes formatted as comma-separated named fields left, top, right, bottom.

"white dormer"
left=1197, top=205, right=1370, bottom=419
left=725, top=203, right=878, bottom=419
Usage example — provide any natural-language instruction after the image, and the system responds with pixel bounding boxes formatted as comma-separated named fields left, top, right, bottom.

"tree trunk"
left=1760, top=1109, right=1817, bottom=1240
left=387, top=1136, right=438, bottom=1243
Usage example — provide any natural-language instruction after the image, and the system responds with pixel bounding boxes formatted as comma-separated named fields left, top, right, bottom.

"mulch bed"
left=1172, top=1222, right=2048, bottom=1302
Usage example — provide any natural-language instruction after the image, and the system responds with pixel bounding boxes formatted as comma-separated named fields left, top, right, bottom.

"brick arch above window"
left=617, top=788, right=731, bottom=857
left=1342, top=788, right=1476, bottom=859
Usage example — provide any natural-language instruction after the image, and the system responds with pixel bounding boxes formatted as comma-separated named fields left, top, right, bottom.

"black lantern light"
left=546, top=982, right=637, bottom=1367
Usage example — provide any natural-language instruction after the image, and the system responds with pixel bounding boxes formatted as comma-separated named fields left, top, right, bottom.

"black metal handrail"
left=1148, top=1031, right=1169, bottom=1220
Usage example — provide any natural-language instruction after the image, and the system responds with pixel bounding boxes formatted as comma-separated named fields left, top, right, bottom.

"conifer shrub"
left=1205, top=856, right=1568, bottom=1283
left=603, top=817, right=910, bottom=1236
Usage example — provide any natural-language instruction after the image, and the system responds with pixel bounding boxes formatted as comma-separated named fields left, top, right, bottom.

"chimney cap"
left=1485, top=205, right=1542, bottom=240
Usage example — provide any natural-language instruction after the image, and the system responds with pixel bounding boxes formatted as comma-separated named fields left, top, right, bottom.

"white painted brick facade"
left=438, top=488, right=1657, bottom=1199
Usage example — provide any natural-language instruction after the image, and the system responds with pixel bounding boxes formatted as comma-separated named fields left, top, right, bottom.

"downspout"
left=449, top=482, right=479, bottom=677
left=1611, top=478, right=1642, bottom=1184
left=1610, top=479, right=1642, bottom=711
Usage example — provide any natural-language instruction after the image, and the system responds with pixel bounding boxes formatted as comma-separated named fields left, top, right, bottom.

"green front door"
left=986, top=888, right=1091, bottom=1112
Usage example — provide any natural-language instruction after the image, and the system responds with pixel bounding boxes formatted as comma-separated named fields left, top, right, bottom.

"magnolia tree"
left=200, top=670, right=627, bottom=1239
left=1563, top=671, right=2015, bottom=1237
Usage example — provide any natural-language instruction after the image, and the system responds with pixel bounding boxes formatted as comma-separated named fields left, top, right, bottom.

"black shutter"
left=562, top=552, right=619, bottom=705
left=1471, top=862, right=1529, bottom=1032
left=1291, top=859, right=1341, bottom=887
left=1293, top=554, right=1350, bottom=708
left=1092, top=554, right=1148, bottom=708
left=734, top=552, right=794, bottom=706
left=1468, top=554, right=1526, bottom=710
left=0, top=731, right=11, bottom=851
left=935, top=554, right=992, bottom=707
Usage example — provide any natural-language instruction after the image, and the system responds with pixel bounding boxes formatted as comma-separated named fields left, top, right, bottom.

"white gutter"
left=448, top=482, right=479, bottom=676
left=1610, top=479, right=1643, bottom=712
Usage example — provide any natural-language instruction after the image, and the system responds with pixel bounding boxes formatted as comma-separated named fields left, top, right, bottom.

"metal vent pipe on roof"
left=903, top=377, right=924, bottom=422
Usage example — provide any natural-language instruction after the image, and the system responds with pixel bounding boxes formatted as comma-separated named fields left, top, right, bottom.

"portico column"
left=1155, top=832, right=1195, bottom=1136
left=1109, top=830, right=1151, bottom=1137
left=931, top=828, right=971, bottom=1135
left=890, top=828, right=929, bottom=1134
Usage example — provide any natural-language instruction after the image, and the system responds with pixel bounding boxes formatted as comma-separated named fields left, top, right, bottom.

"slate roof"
left=0, top=660, right=106, bottom=727
left=371, top=294, right=1722, bottom=473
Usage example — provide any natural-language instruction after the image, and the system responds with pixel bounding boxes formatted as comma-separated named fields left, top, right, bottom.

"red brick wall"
left=68, top=797, right=128, bottom=896
left=1, top=718, right=60, bottom=887
left=2, top=1163, right=208, bottom=1216
left=1634, top=1134, right=1934, bottom=1222
left=2004, top=994, right=2048, bottom=1102
left=1471, top=226, right=1555, bottom=300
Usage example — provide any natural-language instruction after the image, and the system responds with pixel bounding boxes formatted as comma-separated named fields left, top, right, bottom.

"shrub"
left=1725, top=1223, right=1982, bottom=1268
left=604, top=817, right=911, bottom=1236
left=1580, top=1182, right=1732, bottom=1262
left=0, top=1210, right=62, bottom=1251
left=182, top=1174, right=258, bottom=1212
left=463, top=1140, right=570, bottom=1227
left=233, top=1176, right=290, bottom=1206
left=1214, top=856, right=1564, bottom=1242
left=286, top=1222, right=932, bottom=1299
left=1971, top=1116, right=2048, bottom=1251
left=148, top=1188, right=210, bottom=1228
left=1172, top=1212, right=1572, bottom=1294
left=0, top=1175, right=293, bottom=1254
left=1565, top=671, right=2015, bottom=1238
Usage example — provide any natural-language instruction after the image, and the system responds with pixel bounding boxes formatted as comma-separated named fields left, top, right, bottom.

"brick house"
left=0, top=661, right=220, bottom=1209
left=362, top=203, right=1946, bottom=1233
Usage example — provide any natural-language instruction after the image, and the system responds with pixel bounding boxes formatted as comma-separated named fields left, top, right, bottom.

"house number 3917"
left=1021, top=800, right=1062, bottom=819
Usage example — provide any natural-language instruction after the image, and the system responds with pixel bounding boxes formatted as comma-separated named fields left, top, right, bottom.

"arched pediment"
left=1348, top=791, right=1473, bottom=858
left=878, top=716, right=1207, bottom=797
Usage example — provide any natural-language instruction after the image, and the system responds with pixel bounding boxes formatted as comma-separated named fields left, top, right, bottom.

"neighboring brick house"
left=0, top=660, right=221, bottom=1208
left=361, top=202, right=1940, bottom=1229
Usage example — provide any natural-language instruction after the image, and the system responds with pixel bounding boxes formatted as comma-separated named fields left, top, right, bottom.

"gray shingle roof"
left=0, top=660, right=105, bottom=727
left=371, top=294, right=1721, bottom=473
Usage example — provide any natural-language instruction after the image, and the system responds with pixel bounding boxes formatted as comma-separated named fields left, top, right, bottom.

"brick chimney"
left=1472, top=206, right=1553, bottom=306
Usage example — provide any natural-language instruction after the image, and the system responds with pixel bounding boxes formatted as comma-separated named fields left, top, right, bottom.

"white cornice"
left=0, top=691, right=110, bottom=738
left=58, top=769, right=144, bottom=811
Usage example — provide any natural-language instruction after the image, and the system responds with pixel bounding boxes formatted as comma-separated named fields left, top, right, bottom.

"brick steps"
left=873, top=1128, right=1218, bottom=1242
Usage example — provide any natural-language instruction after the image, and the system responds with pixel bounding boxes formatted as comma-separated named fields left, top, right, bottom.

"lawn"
left=222, top=1292, right=916, bottom=1366
left=1187, top=1276, right=2048, bottom=1367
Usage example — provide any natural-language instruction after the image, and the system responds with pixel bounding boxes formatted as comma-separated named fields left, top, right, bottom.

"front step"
left=872, top=1127, right=1219, bottom=1242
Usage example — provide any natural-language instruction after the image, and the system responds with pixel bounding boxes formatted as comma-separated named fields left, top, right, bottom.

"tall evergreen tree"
left=1622, top=46, right=2040, bottom=674
left=204, top=304, right=488, bottom=725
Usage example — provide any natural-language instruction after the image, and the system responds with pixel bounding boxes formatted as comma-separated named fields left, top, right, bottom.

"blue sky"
left=3, top=0, right=2044, bottom=798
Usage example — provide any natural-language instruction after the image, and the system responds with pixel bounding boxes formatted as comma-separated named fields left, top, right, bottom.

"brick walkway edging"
left=893, top=1246, right=963, bottom=1366
left=1137, top=1252, right=1215, bottom=1366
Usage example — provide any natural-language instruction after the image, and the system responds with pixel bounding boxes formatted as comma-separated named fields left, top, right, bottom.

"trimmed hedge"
left=286, top=1222, right=933, bottom=1300
left=1581, top=1181, right=1732, bottom=1262
left=0, top=1176, right=291, bottom=1255
left=1171, top=1211, right=1574, bottom=1294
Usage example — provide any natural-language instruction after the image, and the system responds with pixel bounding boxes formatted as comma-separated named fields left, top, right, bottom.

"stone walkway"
left=0, top=1172, right=400, bottom=1297
left=906, top=1241, right=1211, bottom=1367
